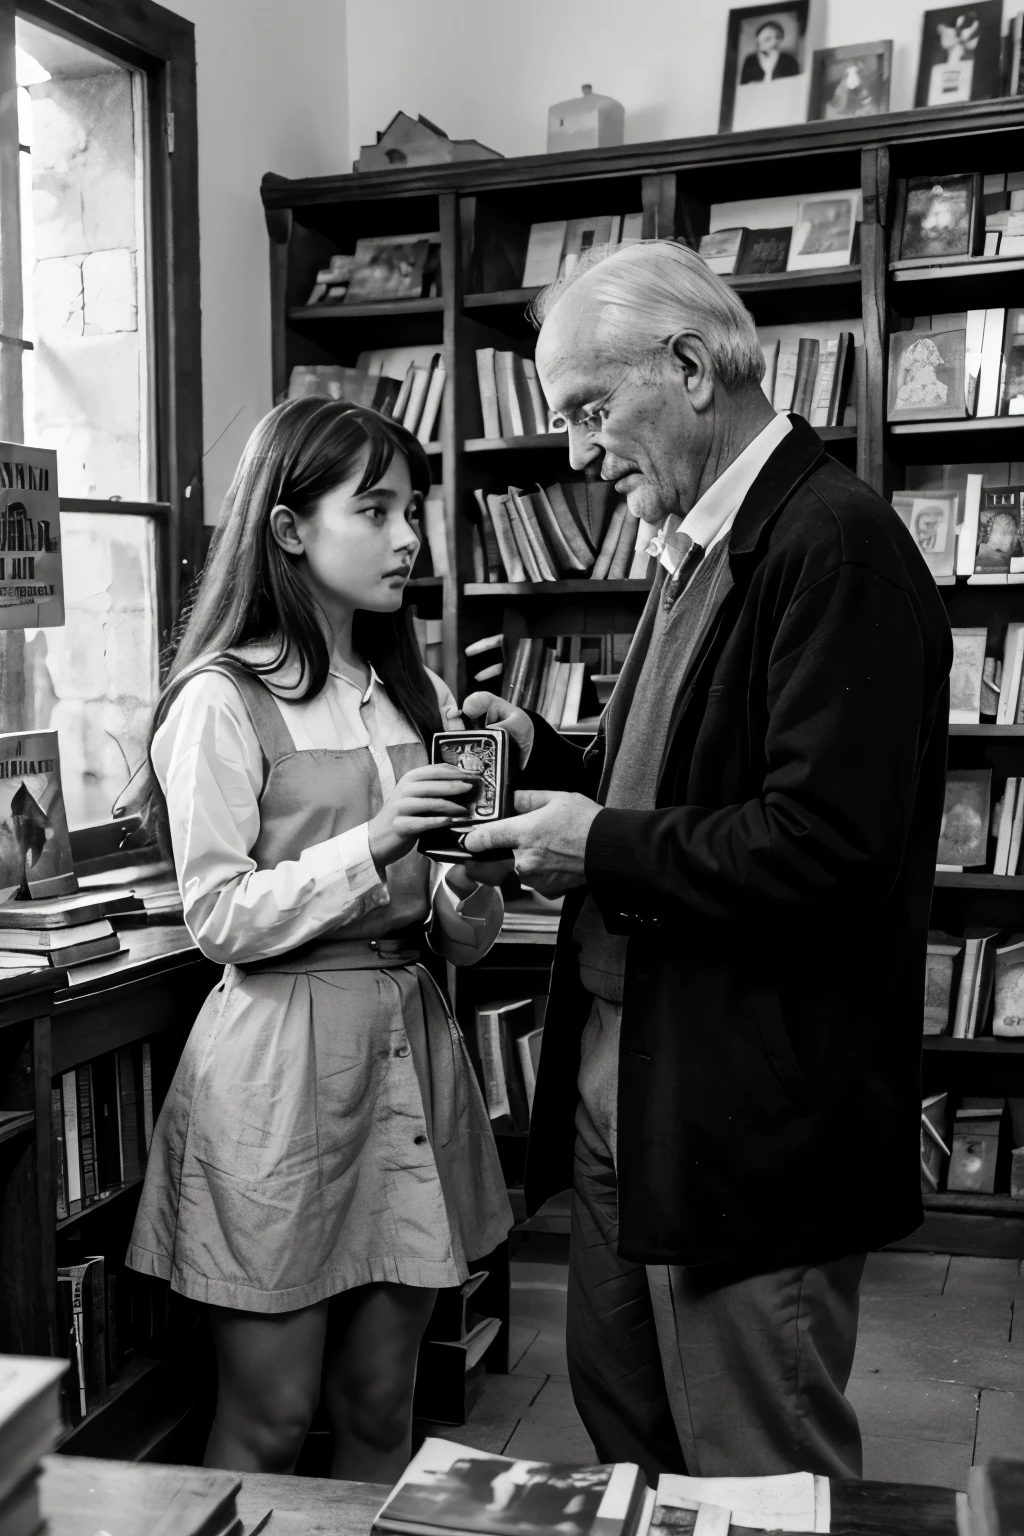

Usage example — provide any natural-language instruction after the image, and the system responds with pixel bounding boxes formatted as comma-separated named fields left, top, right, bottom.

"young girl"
left=126, top=398, right=513, bottom=1480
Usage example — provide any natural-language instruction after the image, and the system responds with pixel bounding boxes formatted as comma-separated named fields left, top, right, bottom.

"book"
left=76, top=1065, right=97, bottom=1202
left=936, top=768, right=992, bottom=870
left=0, top=731, right=76, bottom=903
left=374, top=1437, right=650, bottom=1536
left=735, top=227, right=792, bottom=275
left=508, top=491, right=557, bottom=582
left=953, top=932, right=998, bottom=1039
left=956, top=473, right=985, bottom=576
left=402, top=359, right=436, bottom=436
left=141, top=1041, right=154, bottom=1153
left=982, top=485, right=1024, bottom=580
left=760, top=339, right=780, bottom=404
left=949, top=628, right=988, bottom=723
left=61, top=1067, right=81, bottom=1208
left=494, top=352, right=524, bottom=437
left=423, top=487, right=448, bottom=580
left=0, top=889, right=136, bottom=929
left=417, top=363, right=447, bottom=444
left=344, top=236, right=431, bottom=304
left=606, top=510, right=638, bottom=580
left=809, top=339, right=839, bottom=428
left=570, top=481, right=617, bottom=550
left=592, top=504, right=629, bottom=581
left=993, top=938, right=1024, bottom=1036
left=51, top=1084, right=68, bottom=1220
left=481, top=494, right=525, bottom=584
left=57, top=1256, right=105, bottom=1419
left=116, top=1045, right=144, bottom=1183
left=657, top=1472, right=823, bottom=1533
left=520, top=359, right=550, bottom=437
left=791, top=339, right=820, bottom=419
left=891, top=491, right=958, bottom=582
left=90, top=1052, right=122, bottom=1193
left=921, top=1091, right=950, bottom=1193
left=475, top=350, right=501, bottom=440
left=699, top=228, right=747, bottom=275
left=530, top=484, right=588, bottom=574
left=924, top=940, right=961, bottom=1035
left=516, top=1027, right=544, bottom=1117
left=522, top=220, right=568, bottom=287
left=977, top=308, right=1008, bottom=417
left=0, top=442, right=65, bottom=629
left=1000, top=623, right=1024, bottom=725
left=994, top=780, right=1019, bottom=876
left=542, top=482, right=595, bottom=568
left=0, top=918, right=113, bottom=952
left=475, top=1000, right=534, bottom=1132
left=772, top=339, right=800, bottom=412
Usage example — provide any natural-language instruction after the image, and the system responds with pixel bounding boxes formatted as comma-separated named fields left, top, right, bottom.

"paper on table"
left=657, top=1473, right=819, bottom=1533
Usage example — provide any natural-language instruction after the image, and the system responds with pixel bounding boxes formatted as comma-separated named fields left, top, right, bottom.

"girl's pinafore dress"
left=126, top=661, right=512, bottom=1313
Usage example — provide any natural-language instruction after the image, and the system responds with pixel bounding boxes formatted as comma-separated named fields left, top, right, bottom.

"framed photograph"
left=787, top=191, right=859, bottom=270
left=735, top=226, right=792, bottom=274
left=719, top=2, right=812, bottom=134
left=897, top=173, right=980, bottom=260
left=891, top=490, right=959, bottom=579
left=914, top=2, right=1003, bottom=109
left=808, top=41, right=892, bottom=120
left=887, top=328, right=968, bottom=422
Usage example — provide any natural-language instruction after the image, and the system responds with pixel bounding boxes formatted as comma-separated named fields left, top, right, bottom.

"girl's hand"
left=368, top=764, right=477, bottom=871
left=446, top=856, right=515, bottom=896
left=461, top=691, right=534, bottom=764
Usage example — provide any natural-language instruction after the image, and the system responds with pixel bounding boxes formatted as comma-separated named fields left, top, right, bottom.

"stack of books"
left=372, top=1436, right=830, bottom=1536
left=53, top=1040, right=153, bottom=1221
left=474, top=998, right=544, bottom=1132
left=471, top=482, right=647, bottom=585
left=475, top=349, right=553, bottom=440
left=0, top=890, right=127, bottom=973
left=288, top=347, right=446, bottom=445
left=762, top=330, right=856, bottom=427
left=0, top=1355, right=66, bottom=1536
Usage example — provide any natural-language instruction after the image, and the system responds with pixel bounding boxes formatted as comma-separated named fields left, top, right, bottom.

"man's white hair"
left=531, top=238, right=765, bottom=393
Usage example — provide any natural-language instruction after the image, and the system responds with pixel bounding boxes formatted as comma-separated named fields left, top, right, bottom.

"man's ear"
left=668, top=332, right=716, bottom=413
left=268, top=503, right=304, bottom=557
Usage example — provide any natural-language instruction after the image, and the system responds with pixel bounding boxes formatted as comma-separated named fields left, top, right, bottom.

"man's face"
left=536, top=285, right=712, bottom=525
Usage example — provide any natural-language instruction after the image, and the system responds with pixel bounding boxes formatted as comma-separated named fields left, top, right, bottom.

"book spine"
left=393, top=361, right=416, bottom=423
left=475, top=1011, right=511, bottom=1121
left=141, top=1043, right=154, bottom=1154
left=62, top=1068, right=82, bottom=1206
left=416, top=363, right=446, bottom=445
left=88, top=1257, right=108, bottom=1406
left=628, top=516, right=652, bottom=579
left=520, top=639, right=547, bottom=713
left=531, top=484, right=587, bottom=573
left=117, top=1047, right=141, bottom=1185
left=561, top=661, right=586, bottom=728
left=516, top=1033, right=538, bottom=1117
left=977, top=309, right=1006, bottom=418
left=792, top=338, right=820, bottom=420
left=773, top=341, right=799, bottom=412
left=521, top=358, right=550, bottom=437
left=543, top=482, right=595, bottom=566
left=957, top=474, right=983, bottom=576
left=77, top=1064, right=97, bottom=1202
left=494, top=351, right=523, bottom=437
left=475, top=349, right=501, bottom=439
left=503, top=495, right=544, bottom=582
left=591, top=504, right=629, bottom=580
left=51, top=1085, right=68, bottom=1221
left=809, top=339, right=838, bottom=428
left=606, top=509, right=638, bottom=580
left=546, top=660, right=572, bottom=728
left=509, top=490, right=558, bottom=581
left=402, top=361, right=434, bottom=436
left=482, top=492, right=524, bottom=583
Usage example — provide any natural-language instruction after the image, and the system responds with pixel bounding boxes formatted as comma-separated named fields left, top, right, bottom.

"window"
left=0, top=0, right=201, bottom=855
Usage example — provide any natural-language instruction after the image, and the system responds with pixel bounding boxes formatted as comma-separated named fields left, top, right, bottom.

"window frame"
left=0, top=0, right=202, bottom=869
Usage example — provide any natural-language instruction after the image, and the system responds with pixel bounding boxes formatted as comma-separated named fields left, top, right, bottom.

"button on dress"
left=126, top=651, right=513, bottom=1313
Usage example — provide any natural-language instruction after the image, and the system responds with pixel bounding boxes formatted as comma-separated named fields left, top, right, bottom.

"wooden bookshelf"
left=263, top=98, right=1024, bottom=1257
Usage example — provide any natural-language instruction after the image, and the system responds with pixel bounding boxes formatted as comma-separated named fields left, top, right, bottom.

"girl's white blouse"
left=151, top=658, right=503, bottom=967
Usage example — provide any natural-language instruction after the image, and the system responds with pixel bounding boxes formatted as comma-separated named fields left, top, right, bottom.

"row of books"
left=950, top=623, right=1024, bottom=726
left=475, top=349, right=553, bottom=441
left=287, top=352, right=446, bottom=444
left=922, top=1092, right=1024, bottom=1201
left=471, top=482, right=646, bottom=585
left=887, top=308, right=1024, bottom=426
left=304, top=232, right=442, bottom=306
left=763, top=330, right=856, bottom=428
left=894, top=475, right=1024, bottom=585
left=501, top=637, right=615, bottom=730
left=56, top=1256, right=175, bottom=1428
left=936, top=767, right=1024, bottom=874
left=518, top=212, right=645, bottom=289
left=474, top=998, right=544, bottom=1134
left=925, top=928, right=1024, bottom=1038
left=53, top=1041, right=153, bottom=1220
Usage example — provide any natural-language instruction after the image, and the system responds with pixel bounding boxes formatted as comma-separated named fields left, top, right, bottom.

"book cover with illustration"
left=0, top=443, right=64, bottom=629
left=0, top=731, right=76, bottom=901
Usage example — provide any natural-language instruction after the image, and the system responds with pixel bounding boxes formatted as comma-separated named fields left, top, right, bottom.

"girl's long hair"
left=140, top=396, right=442, bottom=849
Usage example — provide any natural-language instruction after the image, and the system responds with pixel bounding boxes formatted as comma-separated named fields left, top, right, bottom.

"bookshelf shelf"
left=890, top=255, right=1024, bottom=311
left=923, top=1037, right=1024, bottom=1053
left=56, top=1176, right=145, bottom=1232
left=464, top=288, right=540, bottom=310
left=463, top=579, right=650, bottom=597
left=948, top=724, right=1024, bottom=737
left=923, top=1191, right=1024, bottom=1217
left=0, top=1108, right=34, bottom=1145
left=56, top=1352, right=165, bottom=1456
left=464, top=433, right=568, bottom=453
left=889, top=417, right=1024, bottom=438
left=933, top=873, right=1024, bottom=890
left=287, top=297, right=444, bottom=322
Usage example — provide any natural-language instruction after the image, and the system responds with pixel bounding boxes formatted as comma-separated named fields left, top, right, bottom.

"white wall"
left=168, top=0, right=349, bottom=523
left=347, top=0, right=1020, bottom=161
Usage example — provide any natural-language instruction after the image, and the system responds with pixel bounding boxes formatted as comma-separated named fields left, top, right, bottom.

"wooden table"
left=40, top=1457, right=961, bottom=1536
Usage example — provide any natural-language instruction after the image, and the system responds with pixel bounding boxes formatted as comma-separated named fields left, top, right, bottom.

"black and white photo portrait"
left=719, top=1, right=811, bottom=132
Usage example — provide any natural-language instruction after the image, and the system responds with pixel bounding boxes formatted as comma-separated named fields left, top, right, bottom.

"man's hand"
left=462, top=789, right=601, bottom=896
left=462, top=690, right=534, bottom=766
left=445, top=856, right=515, bottom=895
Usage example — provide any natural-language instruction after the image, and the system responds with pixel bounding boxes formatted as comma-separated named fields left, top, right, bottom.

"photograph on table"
left=808, top=40, right=892, bottom=120
left=786, top=191, right=859, bottom=270
left=891, top=489, right=959, bottom=579
left=914, top=2, right=1003, bottom=108
left=887, top=327, right=968, bottom=421
left=896, top=173, right=981, bottom=261
left=719, top=2, right=813, bottom=133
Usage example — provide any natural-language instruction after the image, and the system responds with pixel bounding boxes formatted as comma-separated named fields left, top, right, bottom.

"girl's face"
left=281, top=448, right=422, bottom=616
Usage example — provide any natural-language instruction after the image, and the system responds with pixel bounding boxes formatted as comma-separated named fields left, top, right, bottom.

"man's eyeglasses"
left=561, top=368, right=634, bottom=435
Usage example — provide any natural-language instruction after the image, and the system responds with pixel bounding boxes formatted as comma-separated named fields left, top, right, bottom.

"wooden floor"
left=434, top=1241, right=1024, bottom=1486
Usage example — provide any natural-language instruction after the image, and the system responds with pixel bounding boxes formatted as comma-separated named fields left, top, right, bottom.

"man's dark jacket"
left=521, top=416, right=953, bottom=1270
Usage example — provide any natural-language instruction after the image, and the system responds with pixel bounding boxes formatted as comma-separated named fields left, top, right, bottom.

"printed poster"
left=0, top=442, right=64, bottom=629
left=0, top=730, right=76, bottom=901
